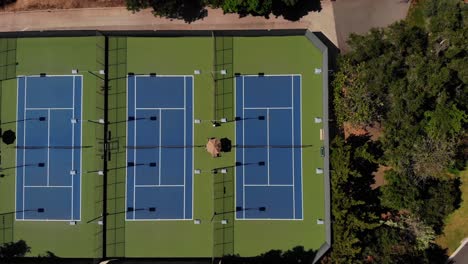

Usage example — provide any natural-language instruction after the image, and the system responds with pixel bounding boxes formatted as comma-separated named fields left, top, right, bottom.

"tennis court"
left=126, top=75, right=193, bottom=220
left=15, top=75, right=82, bottom=221
left=235, top=75, right=303, bottom=220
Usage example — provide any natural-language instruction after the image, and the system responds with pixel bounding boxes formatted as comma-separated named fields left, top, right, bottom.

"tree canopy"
left=125, top=0, right=321, bottom=21
left=333, top=0, right=467, bottom=180
left=329, top=0, right=466, bottom=262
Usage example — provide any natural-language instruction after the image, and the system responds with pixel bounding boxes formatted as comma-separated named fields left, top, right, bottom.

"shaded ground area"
left=2, top=0, right=124, bottom=11
left=449, top=238, right=468, bottom=264
left=332, top=0, right=411, bottom=52
left=437, top=170, right=468, bottom=254
left=371, top=165, right=390, bottom=190
left=343, top=121, right=382, bottom=141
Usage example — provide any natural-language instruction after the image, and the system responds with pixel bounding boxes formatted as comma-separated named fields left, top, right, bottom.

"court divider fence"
left=212, top=168, right=235, bottom=261
left=213, top=34, right=234, bottom=122
left=91, top=31, right=106, bottom=263
left=0, top=37, right=17, bottom=246
left=105, top=36, right=128, bottom=258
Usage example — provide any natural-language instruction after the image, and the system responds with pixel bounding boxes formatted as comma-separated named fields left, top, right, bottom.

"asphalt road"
left=332, top=0, right=410, bottom=52
left=450, top=238, right=468, bottom=264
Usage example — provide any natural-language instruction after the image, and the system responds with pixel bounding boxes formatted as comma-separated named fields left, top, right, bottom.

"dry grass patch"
left=436, top=169, right=468, bottom=254
left=3, top=0, right=125, bottom=11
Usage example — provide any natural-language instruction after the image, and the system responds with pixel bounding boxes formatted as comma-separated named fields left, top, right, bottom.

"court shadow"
left=272, top=0, right=322, bottom=21
left=222, top=246, right=317, bottom=264
left=149, top=0, right=208, bottom=23
left=0, top=0, right=16, bottom=8
left=0, top=240, right=30, bottom=258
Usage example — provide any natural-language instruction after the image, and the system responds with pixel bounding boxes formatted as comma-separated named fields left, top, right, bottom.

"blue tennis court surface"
left=16, top=75, right=82, bottom=221
left=235, top=75, right=303, bottom=220
left=126, top=75, right=193, bottom=220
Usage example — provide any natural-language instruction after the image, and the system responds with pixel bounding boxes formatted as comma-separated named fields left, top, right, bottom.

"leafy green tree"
left=363, top=225, right=420, bottom=264
left=221, top=0, right=272, bottom=16
left=382, top=213, right=435, bottom=251
left=126, top=0, right=207, bottom=22
left=424, top=96, right=467, bottom=140
left=331, top=0, right=466, bottom=262
left=280, top=0, right=299, bottom=6
left=335, top=1, right=467, bottom=179
left=333, top=59, right=383, bottom=126
left=330, top=137, right=380, bottom=263
left=126, top=0, right=151, bottom=12
left=381, top=170, right=461, bottom=233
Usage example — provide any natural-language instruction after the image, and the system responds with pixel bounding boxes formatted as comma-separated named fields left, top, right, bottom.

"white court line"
left=16, top=218, right=80, bottom=222
left=238, top=74, right=301, bottom=220
left=300, top=74, right=304, bottom=220
left=236, top=218, right=303, bottom=221
left=291, top=75, right=296, bottom=219
left=267, top=109, right=270, bottom=186
left=17, top=75, right=83, bottom=221
left=244, top=107, right=292, bottom=110
left=191, top=76, right=194, bottom=220
left=23, top=74, right=81, bottom=78
left=24, top=186, right=72, bottom=188
left=134, top=74, right=193, bottom=78
left=133, top=75, right=137, bottom=220
left=47, top=111, right=50, bottom=186
left=125, top=76, right=129, bottom=220
left=134, top=185, right=185, bottom=188
left=183, top=76, right=186, bottom=219
left=241, top=74, right=302, bottom=77
left=234, top=76, right=237, bottom=220
left=15, top=77, right=19, bottom=220
left=244, top=184, right=294, bottom=187
left=25, top=108, right=73, bottom=110
left=127, top=75, right=193, bottom=221
left=79, top=75, right=83, bottom=221
left=127, top=218, right=193, bottom=222
left=136, top=107, right=185, bottom=110
left=22, top=77, right=27, bottom=219
left=158, top=109, right=162, bottom=186
left=242, top=76, right=246, bottom=219
left=71, top=75, right=75, bottom=220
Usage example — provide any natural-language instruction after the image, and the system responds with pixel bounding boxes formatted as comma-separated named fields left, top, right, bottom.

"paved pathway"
left=450, top=238, right=468, bottom=264
left=0, top=0, right=411, bottom=51
left=332, top=0, right=411, bottom=51
left=0, top=3, right=338, bottom=47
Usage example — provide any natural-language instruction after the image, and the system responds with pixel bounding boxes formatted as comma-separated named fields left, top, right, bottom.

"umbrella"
left=206, top=138, right=221, bottom=158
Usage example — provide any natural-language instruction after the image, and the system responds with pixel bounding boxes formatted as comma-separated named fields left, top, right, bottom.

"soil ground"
left=3, top=0, right=125, bottom=11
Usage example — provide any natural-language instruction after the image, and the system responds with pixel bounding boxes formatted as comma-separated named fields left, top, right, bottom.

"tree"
left=381, top=170, right=461, bottom=233
left=333, top=59, right=384, bottom=126
left=335, top=3, right=466, bottom=179
left=125, top=0, right=321, bottom=21
left=126, top=0, right=151, bottom=12
left=126, top=0, right=207, bottom=22
left=330, top=137, right=380, bottom=262
left=382, top=213, right=436, bottom=251
left=222, top=246, right=316, bottom=264
left=221, top=0, right=272, bottom=17
left=330, top=0, right=466, bottom=262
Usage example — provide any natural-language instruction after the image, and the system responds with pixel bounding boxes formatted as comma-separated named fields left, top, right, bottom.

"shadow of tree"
left=345, top=134, right=384, bottom=213
left=0, top=240, right=30, bottom=259
left=149, top=0, right=208, bottom=23
left=271, top=0, right=322, bottom=21
left=0, top=0, right=16, bottom=8
left=222, top=246, right=317, bottom=264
